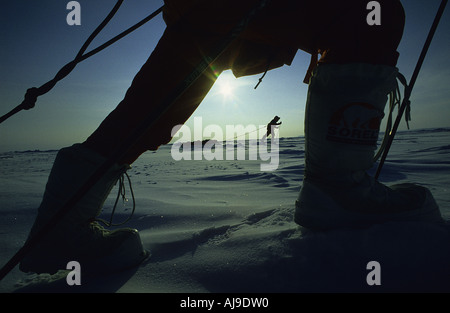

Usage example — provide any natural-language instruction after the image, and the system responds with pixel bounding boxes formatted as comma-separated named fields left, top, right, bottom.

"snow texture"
left=0, top=128, right=449, bottom=293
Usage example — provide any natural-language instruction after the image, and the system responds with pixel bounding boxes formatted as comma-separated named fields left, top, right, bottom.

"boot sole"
left=19, top=229, right=149, bottom=275
left=295, top=180, right=444, bottom=230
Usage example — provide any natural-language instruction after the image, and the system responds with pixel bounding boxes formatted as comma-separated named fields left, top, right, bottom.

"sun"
left=215, top=73, right=236, bottom=101
left=219, top=80, right=234, bottom=98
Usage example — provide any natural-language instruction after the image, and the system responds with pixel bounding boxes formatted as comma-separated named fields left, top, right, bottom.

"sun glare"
left=219, top=81, right=234, bottom=98
left=216, top=72, right=237, bottom=101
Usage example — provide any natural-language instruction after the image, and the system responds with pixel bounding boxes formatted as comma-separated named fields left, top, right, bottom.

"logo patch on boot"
left=327, top=102, right=383, bottom=146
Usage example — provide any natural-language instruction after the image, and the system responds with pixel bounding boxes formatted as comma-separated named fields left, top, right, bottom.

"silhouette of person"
left=260, top=115, right=281, bottom=143
left=266, top=116, right=282, bottom=138
left=21, top=0, right=443, bottom=275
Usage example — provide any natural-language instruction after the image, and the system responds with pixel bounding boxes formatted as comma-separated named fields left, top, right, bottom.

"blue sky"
left=0, top=0, right=449, bottom=152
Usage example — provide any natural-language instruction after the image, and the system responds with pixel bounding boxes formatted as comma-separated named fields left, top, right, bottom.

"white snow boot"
left=19, top=144, right=148, bottom=274
left=295, top=63, right=444, bottom=230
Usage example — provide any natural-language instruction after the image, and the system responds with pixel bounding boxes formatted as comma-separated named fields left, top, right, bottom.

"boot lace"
left=373, top=72, right=410, bottom=162
left=96, top=172, right=136, bottom=227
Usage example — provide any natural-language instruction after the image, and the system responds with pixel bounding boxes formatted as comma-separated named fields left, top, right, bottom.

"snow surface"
left=0, top=128, right=449, bottom=293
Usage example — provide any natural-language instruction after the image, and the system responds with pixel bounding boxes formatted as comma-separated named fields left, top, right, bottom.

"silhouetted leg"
left=84, top=25, right=228, bottom=164
left=294, top=0, right=444, bottom=229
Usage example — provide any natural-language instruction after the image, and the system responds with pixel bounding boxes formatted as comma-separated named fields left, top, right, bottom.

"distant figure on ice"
left=266, top=116, right=282, bottom=138
left=20, top=0, right=444, bottom=275
left=260, top=115, right=282, bottom=142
